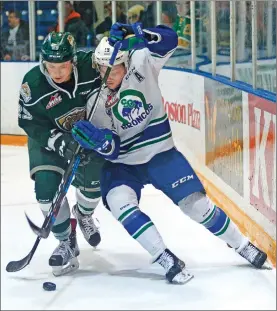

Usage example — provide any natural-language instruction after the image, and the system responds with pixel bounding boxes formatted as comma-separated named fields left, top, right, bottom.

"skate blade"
left=171, top=270, right=194, bottom=285
left=52, top=257, right=79, bottom=277
left=260, top=260, right=273, bottom=270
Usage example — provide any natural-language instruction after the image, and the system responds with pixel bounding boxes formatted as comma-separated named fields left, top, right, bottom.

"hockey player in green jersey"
left=18, top=32, right=105, bottom=276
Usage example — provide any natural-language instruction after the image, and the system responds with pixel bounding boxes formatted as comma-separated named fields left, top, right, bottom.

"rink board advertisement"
left=248, top=94, right=276, bottom=225
left=158, top=70, right=275, bottom=264
left=158, top=69, right=205, bottom=164
left=204, top=79, right=244, bottom=196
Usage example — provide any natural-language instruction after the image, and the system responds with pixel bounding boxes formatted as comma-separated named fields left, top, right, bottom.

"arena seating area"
left=1, top=1, right=58, bottom=51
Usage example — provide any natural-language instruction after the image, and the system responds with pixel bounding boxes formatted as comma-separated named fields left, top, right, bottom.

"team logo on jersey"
left=105, top=93, right=119, bottom=108
left=112, top=89, right=153, bottom=130
left=55, top=107, right=86, bottom=131
left=46, top=93, right=62, bottom=109
left=20, top=82, right=32, bottom=103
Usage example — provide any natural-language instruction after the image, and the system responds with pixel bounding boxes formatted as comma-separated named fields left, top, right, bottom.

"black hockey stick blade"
left=6, top=237, right=41, bottom=272
left=25, top=213, right=50, bottom=239
left=6, top=252, right=32, bottom=272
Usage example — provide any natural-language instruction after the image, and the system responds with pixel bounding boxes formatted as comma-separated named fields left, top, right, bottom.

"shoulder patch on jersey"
left=20, top=65, right=56, bottom=107
left=67, top=35, right=74, bottom=46
left=20, top=82, right=32, bottom=103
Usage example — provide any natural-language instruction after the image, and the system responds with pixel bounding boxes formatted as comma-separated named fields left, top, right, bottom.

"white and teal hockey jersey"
left=87, top=26, right=178, bottom=165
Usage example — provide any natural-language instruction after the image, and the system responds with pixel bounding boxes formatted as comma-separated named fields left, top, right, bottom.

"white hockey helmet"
left=93, top=37, right=129, bottom=68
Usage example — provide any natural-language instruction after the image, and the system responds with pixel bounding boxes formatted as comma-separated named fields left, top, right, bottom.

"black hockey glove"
left=52, top=132, right=92, bottom=166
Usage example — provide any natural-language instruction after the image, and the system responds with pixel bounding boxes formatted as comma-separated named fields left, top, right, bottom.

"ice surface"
left=1, top=146, right=276, bottom=310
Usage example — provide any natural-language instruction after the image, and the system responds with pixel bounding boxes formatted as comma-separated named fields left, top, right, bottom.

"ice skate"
left=236, top=238, right=267, bottom=269
left=49, top=219, right=80, bottom=276
left=155, top=248, right=194, bottom=284
left=72, top=204, right=101, bottom=247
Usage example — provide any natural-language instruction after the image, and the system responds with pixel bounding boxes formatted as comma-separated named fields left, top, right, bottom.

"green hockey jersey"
left=18, top=51, right=101, bottom=148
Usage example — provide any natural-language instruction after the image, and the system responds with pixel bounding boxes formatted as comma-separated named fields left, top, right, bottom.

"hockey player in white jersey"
left=72, top=22, right=267, bottom=284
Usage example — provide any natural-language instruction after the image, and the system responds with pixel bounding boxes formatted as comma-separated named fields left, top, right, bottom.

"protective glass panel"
left=1, top=1, right=29, bottom=61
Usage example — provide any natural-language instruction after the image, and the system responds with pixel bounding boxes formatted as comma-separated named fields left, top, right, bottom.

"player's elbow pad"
left=144, top=25, right=178, bottom=55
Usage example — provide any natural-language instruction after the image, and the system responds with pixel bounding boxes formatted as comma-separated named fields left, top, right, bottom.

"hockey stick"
left=6, top=42, right=122, bottom=273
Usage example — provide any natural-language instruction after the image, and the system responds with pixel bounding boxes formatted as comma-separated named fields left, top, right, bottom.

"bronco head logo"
left=113, top=89, right=152, bottom=127
left=121, top=99, right=143, bottom=121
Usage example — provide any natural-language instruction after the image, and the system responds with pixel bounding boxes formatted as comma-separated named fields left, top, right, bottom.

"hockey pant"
left=101, top=148, right=245, bottom=258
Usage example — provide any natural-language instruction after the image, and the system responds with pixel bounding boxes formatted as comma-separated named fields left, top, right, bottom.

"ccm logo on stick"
left=172, top=175, right=194, bottom=188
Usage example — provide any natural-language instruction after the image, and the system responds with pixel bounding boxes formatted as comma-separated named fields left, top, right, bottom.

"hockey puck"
left=43, top=282, right=56, bottom=291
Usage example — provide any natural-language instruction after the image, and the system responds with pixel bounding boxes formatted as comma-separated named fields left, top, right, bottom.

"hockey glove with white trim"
left=72, top=121, right=119, bottom=160
left=108, top=22, right=147, bottom=51
left=49, top=130, right=91, bottom=165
